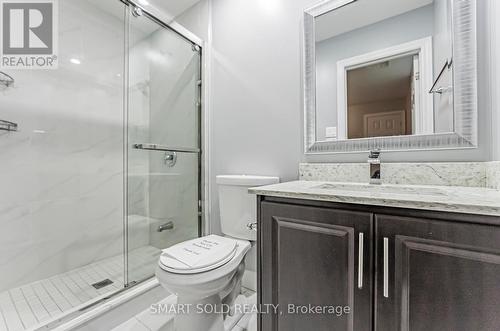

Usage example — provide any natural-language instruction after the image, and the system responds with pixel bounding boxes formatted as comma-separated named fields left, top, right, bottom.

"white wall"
left=491, top=0, right=500, bottom=161
left=433, top=0, right=454, bottom=133
left=208, top=0, right=310, bottom=281
left=210, top=0, right=309, bottom=233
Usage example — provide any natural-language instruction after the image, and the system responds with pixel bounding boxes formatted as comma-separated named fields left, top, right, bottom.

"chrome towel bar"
left=0, top=71, right=14, bottom=88
left=0, top=120, right=18, bottom=132
left=133, top=143, right=199, bottom=154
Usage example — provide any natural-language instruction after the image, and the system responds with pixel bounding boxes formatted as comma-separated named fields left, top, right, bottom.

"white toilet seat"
left=158, top=235, right=246, bottom=275
left=156, top=237, right=251, bottom=290
left=160, top=250, right=237, bottom=274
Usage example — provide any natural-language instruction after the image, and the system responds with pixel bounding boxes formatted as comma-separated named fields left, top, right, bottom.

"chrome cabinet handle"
left=383, top=237, right=389, bottom=298
left=358, top=232, right=364, bottom=289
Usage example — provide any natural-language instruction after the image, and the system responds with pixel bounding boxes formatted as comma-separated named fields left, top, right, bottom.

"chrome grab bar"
left=133, top=143, right=200, bottom=154
left=0, top=120, right=18, bottom=132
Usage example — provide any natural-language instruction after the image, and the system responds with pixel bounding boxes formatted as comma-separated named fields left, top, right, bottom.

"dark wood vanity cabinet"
left=258, top=200, right=374, bottom=331
left=257, top=197, right=500, bottom=331
left=376, top=214, right=500, bottom=331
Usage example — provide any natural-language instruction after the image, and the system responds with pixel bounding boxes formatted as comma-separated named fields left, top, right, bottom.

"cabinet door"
left=259, top=201, right=373, bottom=331
left=375, top=214, right=500, bottom=331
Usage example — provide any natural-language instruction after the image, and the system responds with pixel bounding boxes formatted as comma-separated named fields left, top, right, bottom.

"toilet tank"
left=217, top=175, right=279, bottom=241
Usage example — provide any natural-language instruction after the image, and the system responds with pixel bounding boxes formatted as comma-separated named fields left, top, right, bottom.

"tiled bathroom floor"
left=112, top=290, right=257, bottom=331
left=0, top=246, right=160, bottom=331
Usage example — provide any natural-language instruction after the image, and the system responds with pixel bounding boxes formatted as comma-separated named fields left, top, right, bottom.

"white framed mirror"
left=303, top=0, right=478, bottom=154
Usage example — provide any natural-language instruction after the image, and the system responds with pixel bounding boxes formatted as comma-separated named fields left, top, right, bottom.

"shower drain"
left=92, top=279, right=114, bottom=289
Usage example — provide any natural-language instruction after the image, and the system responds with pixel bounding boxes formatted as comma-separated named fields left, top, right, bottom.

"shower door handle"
left=133, top=143, right=199, bottom=153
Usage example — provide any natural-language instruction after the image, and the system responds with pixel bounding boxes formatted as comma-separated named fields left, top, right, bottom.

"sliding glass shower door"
left=0, top=0, right=201, bottom=328
left=125, top=7, right=202, bottom=285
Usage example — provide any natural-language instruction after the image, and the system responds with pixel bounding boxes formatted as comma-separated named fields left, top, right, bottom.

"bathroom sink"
left=312, top=183, right=447, bottom=197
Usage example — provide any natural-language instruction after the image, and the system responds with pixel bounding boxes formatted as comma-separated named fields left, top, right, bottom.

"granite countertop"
left=249, top=181, right=500, bottom=217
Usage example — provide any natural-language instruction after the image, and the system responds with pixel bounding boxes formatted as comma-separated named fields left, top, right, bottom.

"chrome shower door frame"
left=121, top=0, right=208, bottom=287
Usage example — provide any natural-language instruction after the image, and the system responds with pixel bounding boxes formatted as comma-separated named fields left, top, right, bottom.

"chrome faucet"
left=368, top=149, right=381, bottom=185
left=157, top=221, right=174, bottom=232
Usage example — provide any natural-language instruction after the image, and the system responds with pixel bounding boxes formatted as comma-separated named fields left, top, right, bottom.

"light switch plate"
left=326, top=126, right=337, bottom=139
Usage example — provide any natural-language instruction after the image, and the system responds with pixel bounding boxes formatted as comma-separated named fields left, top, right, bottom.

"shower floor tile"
left=0, top=245, right=160, bottom=331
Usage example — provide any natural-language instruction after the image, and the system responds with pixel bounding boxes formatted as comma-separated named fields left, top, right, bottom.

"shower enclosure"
left=0, top=1, right=202, bottom=330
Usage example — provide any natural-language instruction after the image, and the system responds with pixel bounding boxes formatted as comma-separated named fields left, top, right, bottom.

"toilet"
left=155, top=175, right=279, bottom=331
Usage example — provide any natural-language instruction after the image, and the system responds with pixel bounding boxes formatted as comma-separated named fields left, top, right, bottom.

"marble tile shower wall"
left=300, top=162, right=500, bottom=189
left=0, top=1, right=129, bottom=292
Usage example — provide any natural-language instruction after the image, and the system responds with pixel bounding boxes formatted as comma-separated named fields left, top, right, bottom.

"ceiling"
left=315, top=0, right=433, bottom=42
left=347, top=55, right=414, bottom=105
left=147, top=0, right=202, bottom=18
left=85, top=0, right=202, bottom=39
left=86, top=0, right=202, bottom=23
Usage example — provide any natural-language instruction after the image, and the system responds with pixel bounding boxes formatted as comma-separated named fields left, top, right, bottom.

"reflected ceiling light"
left=70, top=58, right=81, bottom=65
left=258, top=0, right=280, bottom=15
left=146, top=50, right=168, bottom=65
left=137, top=0, right=149, bottom=6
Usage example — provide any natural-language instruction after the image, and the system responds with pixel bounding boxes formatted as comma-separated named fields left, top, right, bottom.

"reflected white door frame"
left=336, top=37, right=434, bottom=140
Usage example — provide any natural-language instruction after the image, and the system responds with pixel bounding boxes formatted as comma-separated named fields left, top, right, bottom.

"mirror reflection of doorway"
left=363, top=110, right=406, bottom=137
left=347, top=54, right=418, bottom=139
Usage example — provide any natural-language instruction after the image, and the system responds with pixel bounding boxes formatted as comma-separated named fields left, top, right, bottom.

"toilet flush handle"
left=247, top=222, right=257, bottom=231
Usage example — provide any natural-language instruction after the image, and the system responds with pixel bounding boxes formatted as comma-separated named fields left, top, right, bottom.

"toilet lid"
left=159, top=235, right=238, bottom=274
